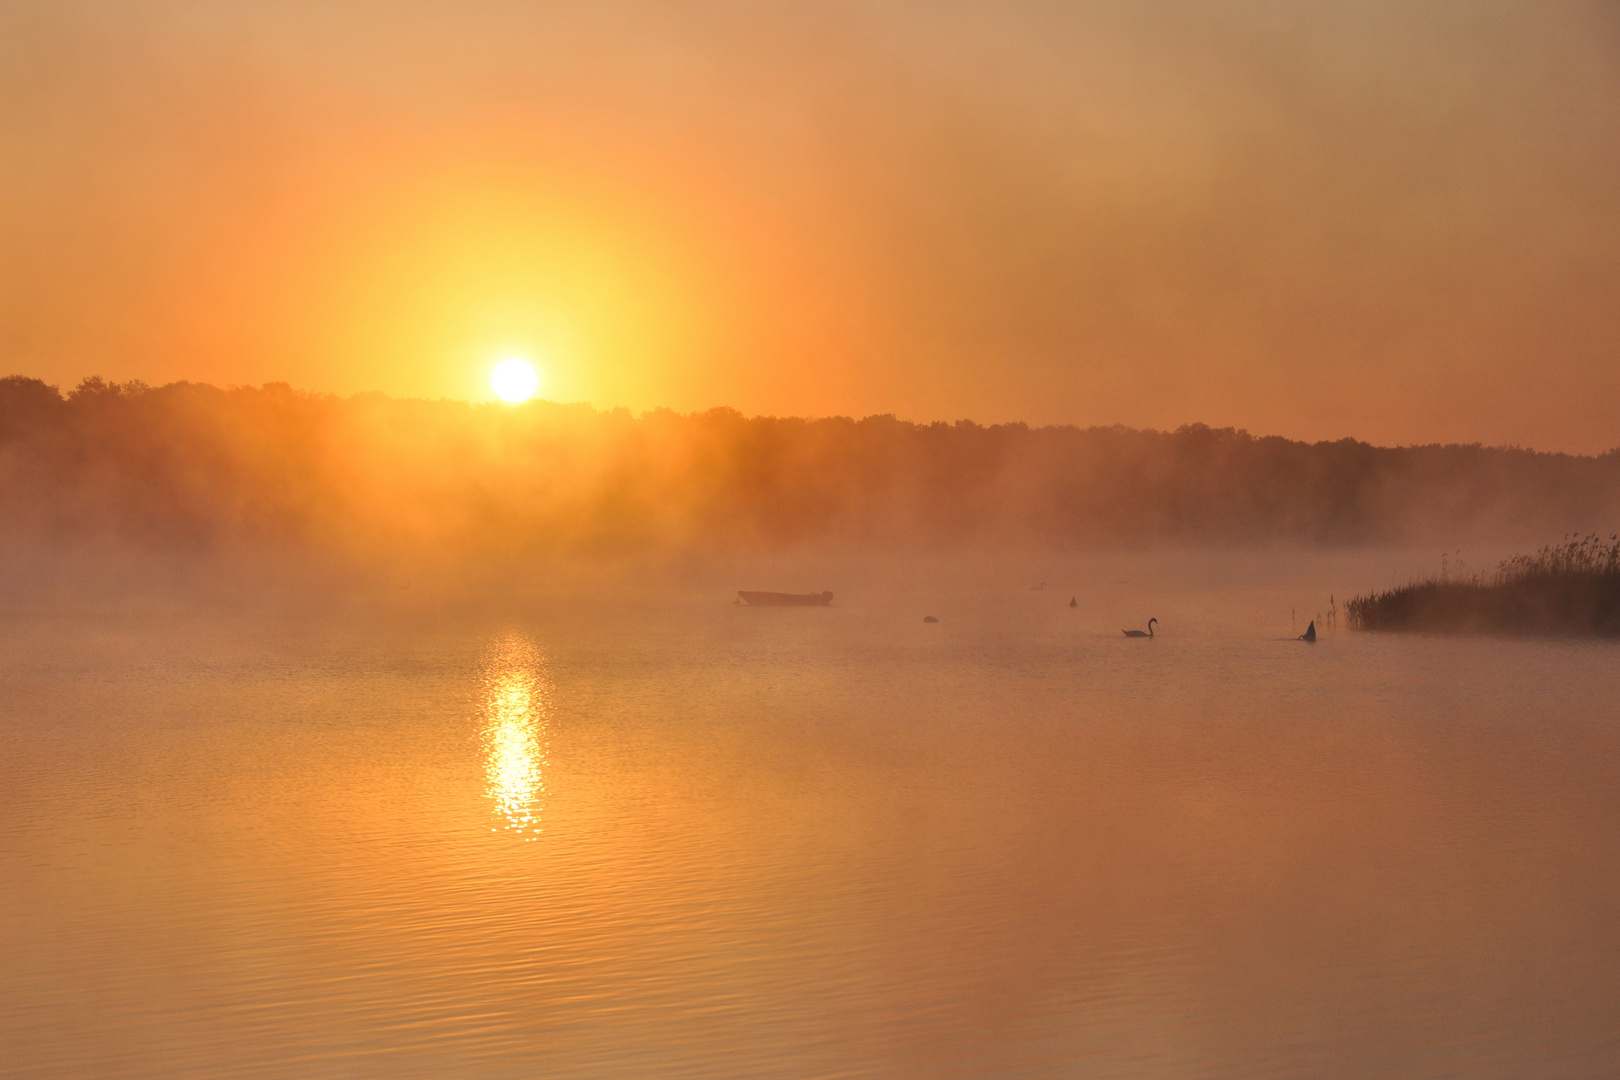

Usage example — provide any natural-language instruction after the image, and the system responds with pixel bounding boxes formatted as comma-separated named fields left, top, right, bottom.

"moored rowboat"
left=737, top=590, right=833, bottom=606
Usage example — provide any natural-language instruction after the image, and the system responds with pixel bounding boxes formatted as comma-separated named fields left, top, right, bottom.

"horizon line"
left=6, top=372, right=1616, bottom=460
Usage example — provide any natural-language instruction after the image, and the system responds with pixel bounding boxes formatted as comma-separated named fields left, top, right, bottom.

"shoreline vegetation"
left=4, top=374, right=1620, bottom=559
left=1347, top=536, right=1620, bottom=637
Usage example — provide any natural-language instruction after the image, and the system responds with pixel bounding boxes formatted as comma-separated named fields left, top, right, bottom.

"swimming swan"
left=1123, top=618, right=1157, bottom=638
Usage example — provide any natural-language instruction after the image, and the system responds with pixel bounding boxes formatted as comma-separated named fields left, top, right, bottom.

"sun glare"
left=491, top=357, right=540, bottom=403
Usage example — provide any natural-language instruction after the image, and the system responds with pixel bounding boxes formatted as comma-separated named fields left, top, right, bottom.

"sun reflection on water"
left=479, top=635, right=550, bottom=839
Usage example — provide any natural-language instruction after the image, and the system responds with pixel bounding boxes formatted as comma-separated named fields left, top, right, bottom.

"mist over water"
left=4, top=377, right=1619, bottom=568
left=7, top=0, right=1620, bottom=1070
left=5, top=373, right=1620, bottom=1077
left=5, top=552, right=1620, bottom=1078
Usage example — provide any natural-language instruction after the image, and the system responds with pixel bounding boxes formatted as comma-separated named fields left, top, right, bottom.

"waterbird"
left=1069, top=596, right=1077, bottom=608
left=1123, top=618, right=1157, bottom=638
left=1300, top=620, right=1316, bottom=643
left=923, top=615, right=938, bottom=623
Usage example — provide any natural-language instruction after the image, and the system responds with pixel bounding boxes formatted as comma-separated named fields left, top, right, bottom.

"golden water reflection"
left=480, top=634, right=550, bottom=838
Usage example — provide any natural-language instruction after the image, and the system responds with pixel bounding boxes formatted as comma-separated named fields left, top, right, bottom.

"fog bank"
left=4, top=377, right=1618, bottom=574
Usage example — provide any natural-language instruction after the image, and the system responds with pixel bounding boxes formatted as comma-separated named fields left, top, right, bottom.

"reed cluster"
left=1346, top=535, right=1620, bottom=636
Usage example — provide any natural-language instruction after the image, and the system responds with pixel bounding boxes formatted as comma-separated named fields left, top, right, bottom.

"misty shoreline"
left=4, top=376, right=1619, bottom=570
left=1348, top=536, right=1620, bottom=638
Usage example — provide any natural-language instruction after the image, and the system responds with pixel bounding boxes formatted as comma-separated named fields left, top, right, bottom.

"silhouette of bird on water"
left=1123, top=618, right=1157, bottom=638
left=1300, top=620, right=1316, bottom=643
left=1069, top=596, right=1077, bottom=608
left=923, top=615, right=938, bottom=623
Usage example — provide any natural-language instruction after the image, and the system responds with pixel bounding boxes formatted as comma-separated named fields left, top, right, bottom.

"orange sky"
left=3, top=1, right=1618, bottom=451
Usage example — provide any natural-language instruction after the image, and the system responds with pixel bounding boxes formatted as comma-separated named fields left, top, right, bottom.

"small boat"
left=738, top=590, right=834, bottom=606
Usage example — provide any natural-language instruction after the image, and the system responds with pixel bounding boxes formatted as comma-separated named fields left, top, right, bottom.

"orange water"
left=4, top=553, right=1619, bottom=1078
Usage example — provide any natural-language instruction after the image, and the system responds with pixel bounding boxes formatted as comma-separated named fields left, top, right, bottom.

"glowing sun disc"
left=491, top=358, right=539, bottom=403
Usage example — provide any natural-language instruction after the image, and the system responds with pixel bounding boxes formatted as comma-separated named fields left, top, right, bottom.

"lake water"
left=4, top=552, right=1620, bottom=1078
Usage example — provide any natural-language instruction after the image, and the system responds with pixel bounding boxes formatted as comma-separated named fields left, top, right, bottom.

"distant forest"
left=3, top=375, right=1619, bottom=558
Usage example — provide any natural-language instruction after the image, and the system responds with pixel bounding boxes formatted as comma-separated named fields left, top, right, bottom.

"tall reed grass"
left=1346, top=535, right=1620, bottom=635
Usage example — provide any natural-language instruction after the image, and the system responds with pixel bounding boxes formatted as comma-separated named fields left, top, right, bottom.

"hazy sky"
left=3, top=0, right=1618, bottom=450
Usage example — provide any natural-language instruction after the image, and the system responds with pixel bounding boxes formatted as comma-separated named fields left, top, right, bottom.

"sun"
left=491, top=358, right=540, bottom=403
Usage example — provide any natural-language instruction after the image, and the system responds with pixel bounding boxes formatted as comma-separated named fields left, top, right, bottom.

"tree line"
left=4, top=375, right=1618, bottom=557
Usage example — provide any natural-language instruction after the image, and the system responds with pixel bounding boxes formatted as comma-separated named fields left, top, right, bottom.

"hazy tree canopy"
left=2, top=377, right=1617, bottom=558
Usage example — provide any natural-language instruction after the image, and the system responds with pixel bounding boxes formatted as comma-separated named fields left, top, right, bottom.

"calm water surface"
left=4, top=554, right=1620, bottom=1078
